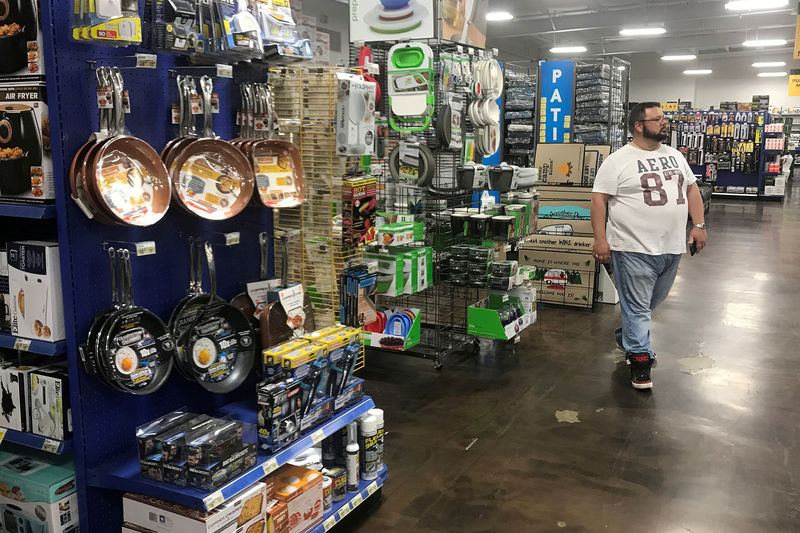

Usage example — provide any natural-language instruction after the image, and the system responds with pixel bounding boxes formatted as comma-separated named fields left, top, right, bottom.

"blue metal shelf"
left=0, top=428, right=72, bottom=454
left=86, top=397, right=375, bottom=511
left=0, top=202, right=57, bottom=219
left=313, top=465, right=388, bottom=533
left=0, top=333, right=67, bottom=356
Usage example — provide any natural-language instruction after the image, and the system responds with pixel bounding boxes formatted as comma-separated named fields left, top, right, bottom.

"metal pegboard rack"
left=573, top=57, right=630, bottom=153
left=38, top=1, right=274, bottom=531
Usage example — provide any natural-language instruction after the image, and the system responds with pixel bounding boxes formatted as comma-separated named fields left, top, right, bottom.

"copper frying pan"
left=170, top=76, right=254, bottom=220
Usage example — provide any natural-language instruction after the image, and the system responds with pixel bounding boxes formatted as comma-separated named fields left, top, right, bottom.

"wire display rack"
left=268, top=66, right=367, bottom=371
left=573, top=57, right=630, bottom=154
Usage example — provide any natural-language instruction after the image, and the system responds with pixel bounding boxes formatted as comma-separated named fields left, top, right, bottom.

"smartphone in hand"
left=690, top=241, right=698, bottom=256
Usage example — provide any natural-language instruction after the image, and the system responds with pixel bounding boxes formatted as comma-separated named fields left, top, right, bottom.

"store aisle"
left=349, top=186, right=800, bottom=533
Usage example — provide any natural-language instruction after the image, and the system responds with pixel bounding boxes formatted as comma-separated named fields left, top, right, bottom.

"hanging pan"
left=171, top=76, right=254, bottom=220
left=162, top=76, right=199, bottom=173
left=260, top=234, right=316, bottom=350
left=230, top=232, right=270, bottom=328
left=85, top=69, right=171, bottom=226
left=173, top=242, right=255, bottom=393
left=92, top=249, right=175, bottom=395
left=250, top=139, right=305, bottom=208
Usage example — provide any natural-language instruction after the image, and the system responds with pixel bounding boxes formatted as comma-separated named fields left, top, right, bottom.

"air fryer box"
left=0, top=361, right=39, bottom=431
left=7, top=241, right=65, bottom=342
left=0, top=249, right=9, bottom=332
left=0, top=83, right=53, bottom=202
left=0, top=0, right=46, bottom=81
left=29, top=364, right=72, bottom=440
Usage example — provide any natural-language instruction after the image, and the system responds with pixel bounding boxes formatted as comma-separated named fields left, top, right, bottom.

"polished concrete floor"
left=345, top=184, right=800, bottom=532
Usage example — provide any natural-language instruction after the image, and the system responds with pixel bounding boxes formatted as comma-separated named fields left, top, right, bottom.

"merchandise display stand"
left=573, top=58, right=629, bottom=152
left=502, top=65, right=537, bottom=167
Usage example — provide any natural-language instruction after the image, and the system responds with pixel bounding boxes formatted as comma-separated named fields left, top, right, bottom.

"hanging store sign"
left=789, top=70, right=800, bottom=97
left=794, top=5, right=800, bottom=60
left=538, top=60, right=574, bottom=144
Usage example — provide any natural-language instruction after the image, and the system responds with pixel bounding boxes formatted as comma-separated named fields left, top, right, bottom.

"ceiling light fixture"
left=725, top=0, right=788, bottom=11
left=742, top=39, right=788, bottom=47
left=661, top=54, right=697, bottom=61
left=683, top=69, right=713, bottom=75
left=619, top=27, right=667, bottom=36
left=486, top=11, right=514, bottom=21
left=757, top=71, right=787, bottom=77
left=752, top=61, right=786, bottom=67
left=549, top=46, right=588, bottom=54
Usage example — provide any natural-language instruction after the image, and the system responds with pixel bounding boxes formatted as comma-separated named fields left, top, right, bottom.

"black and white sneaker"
left=629, top=353, right=653, bottom=390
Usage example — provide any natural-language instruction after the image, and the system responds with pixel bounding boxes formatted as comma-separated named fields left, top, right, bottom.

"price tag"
left=262, top=457, right=279, bottom=476
left=216, top=64, right=233, bottom=78
left=12, top=338, right=31, bottom=351
left=323, top=516, right=337, bottom=531
left=337, top=504, right=351, bottom=520
left=135, top=53, right=157, bottom=69
left=513, top=335, right=521, bottom=344
left=351, top=493, right=363, bottom=507
left=225, top=232, right=240, bottom=246
left=0, top=428, right=6, bottom=445
left=41, top=439, right=59, bottom=453
left=135, top=241, right=156, bottom=256
left=311, top=429, right=325, bottom=445
left=366, top=482, right=378, bottom=496
left=204, top=491, right=224, bottom=510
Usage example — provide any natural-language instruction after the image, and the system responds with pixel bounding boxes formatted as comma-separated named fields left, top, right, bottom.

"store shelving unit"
left=0, top=203, right=57, bottom=219
left=0, top=333, right=67, bottom=355
left=0, top=428, right=71, bottom=454
left=87, top=397, right=375, bottom=511
left=315, top=465, right=388, bottom=533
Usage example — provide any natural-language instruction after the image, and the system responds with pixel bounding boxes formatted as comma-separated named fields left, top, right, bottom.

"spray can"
left=358, top=415, right=378, bottom=481
left=345, top=422, right=360, bottom=492
left=368, top=408, right=384, bottom=472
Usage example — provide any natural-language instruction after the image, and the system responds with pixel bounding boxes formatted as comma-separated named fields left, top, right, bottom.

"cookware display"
left=468, top=57, right=503, bottom=157
left=70, top=67, right=171, bottom=225
left=235, top=82, right=305, bottom=209
left=170, top=76, right=255, bottom=219
left=0, top=102, right=41, bottom=195
left=230, top=232, right=270, bottom=331
left=171, top=241, right=255, bottom=393
left=80, top=248, right=176, bottom=395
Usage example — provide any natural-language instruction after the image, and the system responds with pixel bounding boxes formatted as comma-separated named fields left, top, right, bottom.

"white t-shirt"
left=592, top=143, right=697, bottom=255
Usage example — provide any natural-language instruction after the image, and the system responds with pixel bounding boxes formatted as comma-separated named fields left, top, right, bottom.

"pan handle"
left=187, top=236, right=196, bottom=293
left=121, top=249, right=134, bottom=306
left=259, top=232, right=268, bottom=280
left=200, top=75, right=214, bottom=138
left=110, top=67, right=125, bottom=135
left=108, top=247, right=118, bottom=307
left=204, top=241, right=217, bottom=299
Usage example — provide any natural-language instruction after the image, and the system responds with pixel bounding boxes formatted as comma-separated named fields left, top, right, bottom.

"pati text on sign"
left=539, top=61, right=574, bottom=144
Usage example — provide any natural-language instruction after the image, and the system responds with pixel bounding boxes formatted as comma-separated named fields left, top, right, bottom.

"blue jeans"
left=611, top=251, right=681, bottom=359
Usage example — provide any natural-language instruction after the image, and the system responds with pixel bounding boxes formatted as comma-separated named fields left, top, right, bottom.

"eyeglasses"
left=638, top=117, right=667, bottom=123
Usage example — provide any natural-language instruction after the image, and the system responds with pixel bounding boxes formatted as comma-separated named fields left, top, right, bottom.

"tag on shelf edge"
left=323, top=515, right=337, bottom=531
left=352, top=493, right=364, bottom=507
left=225, top=232, right=241, bottom=246
left=311, top=429, right=325, bottom=445
left=41, top=439, right=59, bottom=453
left=0, top=429, right=6, bottom=445
left=262, top=457, right=279, bottom=476
left=205, top=491, right=224, bottom=510
left=12, top=338, right=31, bottom=351
left=135, top=241, right=156, bottom=256
left=337, top=503, right=352, bottom=520
left=366, top=482, right=378, bottom=495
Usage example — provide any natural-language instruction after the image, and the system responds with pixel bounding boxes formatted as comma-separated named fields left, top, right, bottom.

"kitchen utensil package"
left=71, top=0, right=143, bottom=46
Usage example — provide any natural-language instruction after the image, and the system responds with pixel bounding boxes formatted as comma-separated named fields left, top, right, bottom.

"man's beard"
left=643, top=128, right=668, bottom=142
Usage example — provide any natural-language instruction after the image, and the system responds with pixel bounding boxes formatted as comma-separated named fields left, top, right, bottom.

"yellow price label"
left=337, top=504, right=351, bottom=520
left=12, top=338, right=31, bottom=351
left=204, top=492, right=224, bottom=510
left=311, top=429, right=326, bottom=445
left=262, top=458, right=279, bottom=476
left=351, top=494, right=364, bottom=507
left=0, top=429, right=6, bottom=444
left=41, top=439, right=59, bottom=454
left=366, top=482, right=378, bottom=496
left=323, top=516, right=337, bottom=531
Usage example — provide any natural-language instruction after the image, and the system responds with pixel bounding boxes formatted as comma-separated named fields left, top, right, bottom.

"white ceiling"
left=486, top=0, right=798, bottom=68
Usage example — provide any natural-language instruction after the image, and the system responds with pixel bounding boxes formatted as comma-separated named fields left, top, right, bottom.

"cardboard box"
left=519, top=235, right=597, bottom=309
left=342, top=176, right=377, bottom=247
left=586, top=144, right=611, bottom=169
left=266, top=499, right=289, bottom=533
left=0, top=362, right=38, bottom=431
left=236, top=514, right=267, bottom=533
left=7, top=241, right=65, bottom=341
left=0, top=83, right=53, bottom=202
left=535, top=218, right=594, bottom=236
left=537, top=199, right=591, bottom=221
left=534, top=144, right=586, bottom=185
left=272, top=465, right=324, bottom=533
left=0, top=492, right=79, bottom=533
left=535, top=185, right=593, bottom=201
left=0, top=249, right=9, bottom=332
left=0, top=1, right=46, bottom=81
left=582, top=149, right=599, bottom=185
left=29, top=364, right=72, bottom=440
left=123, top=482, right=267, bottom=533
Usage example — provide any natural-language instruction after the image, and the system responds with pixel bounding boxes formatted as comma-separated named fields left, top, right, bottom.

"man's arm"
left=591, top=192, right=611, bottom=262
left=686, top=183, right=707, bottom=253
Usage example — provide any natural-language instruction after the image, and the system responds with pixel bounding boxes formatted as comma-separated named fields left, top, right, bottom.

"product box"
left=519, top=235, right=597, bottom=309
left=0, top=249, right=9, bottom=332
left=272, top=465, right=324, bottom=533
left=0, top=1, right=46, bottom=81
left=334, top=377, right=365, bottom=411
left=0, top=84, right=53, bottom=201
left=376, top=221, right=423, bottom=246
left=335, top=73, right=376, bottom=156
left=536, top=218, right=594, bottom=237
left=0, top=491, right=78, bottom=533
left=366, top=252, right=406, bottom=297
left=299, top=395, right=333, bottom=432
left=467, top=295, right=534, bottom=340
left=257, top=378, right=303, bottom=453
left=342, top=176, right=377, bottom=247
left=282, top=344, right=327, bottom=371
left=266, top=499, right=289, bottom=533
left=7, top=241, right=65, bottom=341
left=363, top=307, right=421, bottom=352
left=263, top=339, right=310, bottom=377
left=0, top=362, right=38, bottom=431
left=29, top=364, right=72, bottom=440
left=535, top=143, right=586, bottom=185
left=123, top=482, right=267, bottom=533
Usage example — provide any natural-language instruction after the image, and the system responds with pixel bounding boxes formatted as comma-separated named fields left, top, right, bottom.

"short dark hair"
left=627, top=102, right=661, bottom=133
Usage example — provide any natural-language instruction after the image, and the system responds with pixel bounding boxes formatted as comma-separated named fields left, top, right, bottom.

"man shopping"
left=591, top=102, right=707, bottom=390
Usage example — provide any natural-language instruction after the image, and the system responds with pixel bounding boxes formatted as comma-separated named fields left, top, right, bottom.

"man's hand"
left=688, top=227, right=707, bottom=253
left=593, top=238, right=611, bottom=263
